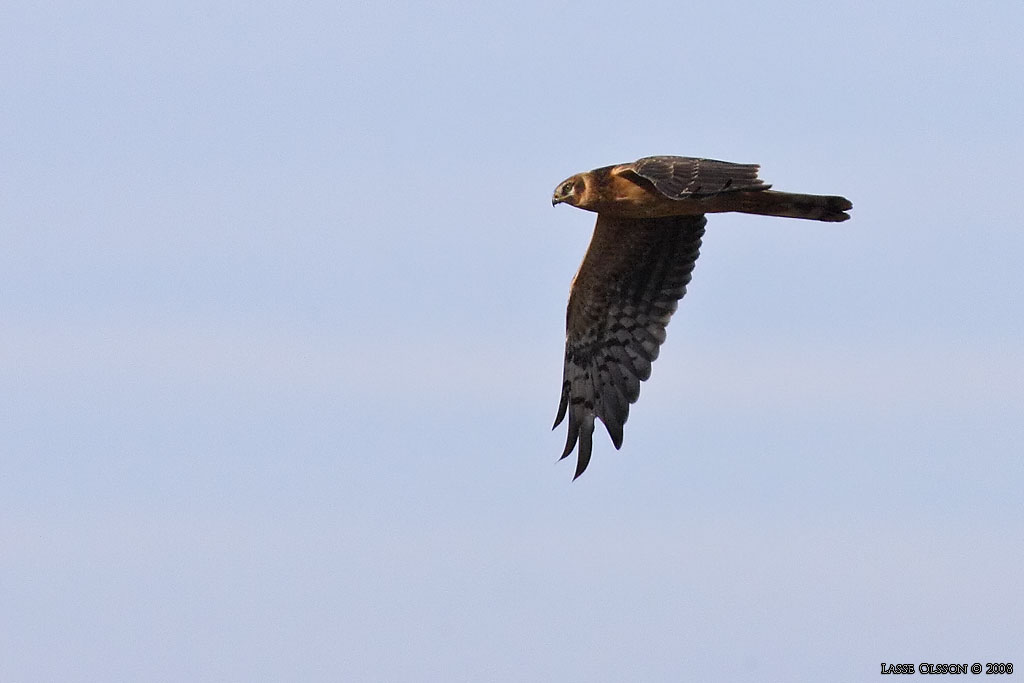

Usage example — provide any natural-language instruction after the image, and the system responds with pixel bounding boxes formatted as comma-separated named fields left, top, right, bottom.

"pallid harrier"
left=551, top=155, right=851, bottom=478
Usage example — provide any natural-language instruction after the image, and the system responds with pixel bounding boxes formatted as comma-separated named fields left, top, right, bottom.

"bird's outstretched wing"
left=553, top=213, right=706, bottom=478
left=627, top=156, right=770, bottom=199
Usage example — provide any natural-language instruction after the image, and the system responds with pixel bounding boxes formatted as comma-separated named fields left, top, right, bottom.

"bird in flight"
left=551, top=155, right=851, bottom=479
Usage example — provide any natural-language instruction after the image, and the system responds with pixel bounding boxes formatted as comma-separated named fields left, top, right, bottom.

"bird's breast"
left=578, top=172, right=707, bottom=218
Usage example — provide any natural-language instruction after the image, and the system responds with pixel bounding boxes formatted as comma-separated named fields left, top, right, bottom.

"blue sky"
left=3, top=1, right=1023, bottom=680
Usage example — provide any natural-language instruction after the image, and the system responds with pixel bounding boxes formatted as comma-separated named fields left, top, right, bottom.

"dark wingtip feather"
left=572, top=462, right=587, bottom=480
left=572, top=427, right=593, bottom=480
left=603, top=418, right=624, bottom=450
left=559, top=416, right=579, bottom=460
left=552, top=382, right=569, bottom=429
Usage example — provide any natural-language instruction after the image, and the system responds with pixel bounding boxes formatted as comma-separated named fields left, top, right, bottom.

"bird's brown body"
left=556, top=159, right=851, bottom=221
left=551, top=155, right=852, bottom=479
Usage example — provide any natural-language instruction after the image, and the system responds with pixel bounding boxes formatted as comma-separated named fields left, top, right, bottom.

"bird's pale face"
left=552, top=175, right=583, bottom=207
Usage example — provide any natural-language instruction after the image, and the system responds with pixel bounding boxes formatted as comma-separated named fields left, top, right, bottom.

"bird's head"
left=552, top=175, right=584, bottom=207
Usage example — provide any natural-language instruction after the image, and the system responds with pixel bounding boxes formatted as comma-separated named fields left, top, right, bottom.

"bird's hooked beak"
left=552, top=178, right=576, bottom=207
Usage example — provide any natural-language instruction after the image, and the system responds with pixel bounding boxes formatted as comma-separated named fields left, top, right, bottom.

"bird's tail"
left=735, top=190, right=852, bottom=222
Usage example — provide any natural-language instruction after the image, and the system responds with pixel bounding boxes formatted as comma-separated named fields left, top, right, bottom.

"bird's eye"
left=562, top=182, right=574, bottom=194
